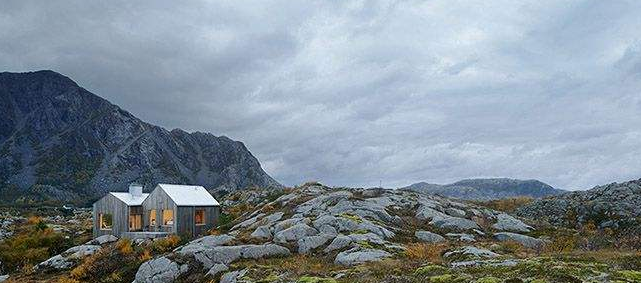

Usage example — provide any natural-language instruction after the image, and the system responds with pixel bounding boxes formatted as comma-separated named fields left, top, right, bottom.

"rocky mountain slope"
left=517, top=178, right=641, bottom=230
left=403, top=178, right=564, bottom=200
left=0, top=70, right=280, bottom=203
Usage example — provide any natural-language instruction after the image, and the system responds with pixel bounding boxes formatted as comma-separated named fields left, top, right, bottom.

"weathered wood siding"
left=93, top=194, right=128, bottom=238
left=142, top=185, right=177, bottom=233
left=175, top=206, right=219, bottom=237
left=140, top=185, right=221, bottom=238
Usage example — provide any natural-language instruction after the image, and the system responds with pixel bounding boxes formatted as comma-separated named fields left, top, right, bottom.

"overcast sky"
left=2, top=0, right=641, bottom=190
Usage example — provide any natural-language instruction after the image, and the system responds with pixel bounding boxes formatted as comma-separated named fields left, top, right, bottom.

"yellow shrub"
left=544, top=235, right=577, bottom=253
left=139, top=249, right=152, bottom=262
left=404, top=243, right=447, bottom=264
left=27, top=216, right=43, bottom=225
left=152, top=235, right=181, bottom=253
left=116, top=239, right=134, bottom=255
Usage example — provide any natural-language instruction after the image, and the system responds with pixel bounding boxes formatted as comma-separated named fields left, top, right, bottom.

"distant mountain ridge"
left=0, top=70, right=280, bottom=204
left=402, top=178, right=565, bottom=200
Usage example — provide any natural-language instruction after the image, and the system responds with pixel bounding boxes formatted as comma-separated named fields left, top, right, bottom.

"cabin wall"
left=142, top=186, right=177, bottom=233
left=176, top=206, right=220, bottom=237
left=93, top=194, right=128, bottom=238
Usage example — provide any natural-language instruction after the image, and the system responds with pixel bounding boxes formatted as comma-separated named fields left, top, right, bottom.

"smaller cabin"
left=93, top=184, right=148, bottom=238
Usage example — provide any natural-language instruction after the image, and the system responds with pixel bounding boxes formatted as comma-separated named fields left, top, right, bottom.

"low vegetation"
left=0, top=216, right=74, bottom=273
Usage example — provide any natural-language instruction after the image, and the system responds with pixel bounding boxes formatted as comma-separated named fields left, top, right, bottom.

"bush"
left=151, top=235, right=181, bottom=253
left=70, top=243, right=142, bottom=283
left=116, top=239, right=134, bottom=255
left=404, top=243, right=447, bottom=264
left=0, top=226, right=71, bottom=271
left=474, top=197, right=533, bottom=213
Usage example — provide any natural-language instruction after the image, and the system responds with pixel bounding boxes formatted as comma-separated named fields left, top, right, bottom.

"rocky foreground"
left=122, top=183, right=638, bottom=283
left=10, top=182, right=639, bottom=283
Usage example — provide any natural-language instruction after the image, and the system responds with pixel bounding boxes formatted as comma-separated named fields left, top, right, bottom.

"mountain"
left=0, top=70, right=280, bottom=204
left=402, top=178, right=564, bottom=200
left=517, top=178, right=641, bottom=229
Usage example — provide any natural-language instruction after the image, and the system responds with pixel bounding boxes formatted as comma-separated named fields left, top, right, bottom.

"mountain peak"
left=0, top=71, right=281, bottom=204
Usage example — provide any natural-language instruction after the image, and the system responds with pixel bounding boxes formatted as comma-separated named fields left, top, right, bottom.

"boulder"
left=86, top=234, right=118, bottom=245
left=35, top=244, right=101, bottom=271
left=35, top=255, right=73, bottom=270
left=444, top=246, right=499, bottom=259
left=493, top=232, right=544, bottom=249
left=430, top=216, right=480, bottom=231
left=190, top=244, right=291, bottom=269
left=220, top=269, right=248, bottom=283
left=445, top=233, right=475, bottom=242
left=295, top=191, right=353, bottom=215
left=206, top=264, right=229, bottom=277
left=347, top=233, right=385, bottom=245
left=63, top=245, right=101, bottom=258
left=250, top=225, right=272, bottom=240
left=273, top=223, right=318, bottom=243
left=178, top=234, right=235, bottom=254
left=273, top=218, right=312, bottom=233
left=324, top=235, right=353, bottom=252
left=334, top=248, right=392, bottom=266
left=231, top=213, right=265, bottom=231
left=492, top=213, right=533, bottom=233
left=415, top=230, right=446, bottom=243
left=134, top=256, right=188, bottom=283
left=357, top=221, right=395, bottom=239
left=445, top=207, right=466, bottom=218
left=298, top=234, right=335, bottom=254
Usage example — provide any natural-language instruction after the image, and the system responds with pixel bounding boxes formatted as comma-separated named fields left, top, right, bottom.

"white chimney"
left=129, top=183, right=143, bottom=196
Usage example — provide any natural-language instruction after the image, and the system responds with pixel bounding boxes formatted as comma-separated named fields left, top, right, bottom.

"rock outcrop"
left=132, top=183, right=547, bottom=282
left=517, top=178, right=641, bottom=228
left=35, top=235, right=117, bottom=271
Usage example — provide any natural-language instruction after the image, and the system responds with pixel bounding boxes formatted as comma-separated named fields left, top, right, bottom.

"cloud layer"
left=2, top=0, right=641, bottom=190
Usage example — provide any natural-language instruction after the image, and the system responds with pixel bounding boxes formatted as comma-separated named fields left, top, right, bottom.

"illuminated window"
left=162, top=209, right=174, bottom=226
left=149, top=209, right=157, bottom=226
left=99, top=214, right=113, bottom=230
left=195, top=209, right=205, bottom=225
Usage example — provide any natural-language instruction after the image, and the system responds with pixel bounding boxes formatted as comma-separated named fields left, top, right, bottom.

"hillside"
left=517, top=178, right=641, bottom=230
left=0, top=70, right=280, bottom=204
left=403, top=178, right=565, bottom=200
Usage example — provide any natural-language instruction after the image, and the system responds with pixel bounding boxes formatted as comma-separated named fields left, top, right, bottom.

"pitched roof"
left=109, top=192, right=149, bottom=206
left=157, top=184, right=220, bottom=206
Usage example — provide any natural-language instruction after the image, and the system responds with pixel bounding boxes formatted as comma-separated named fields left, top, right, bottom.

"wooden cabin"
left=92, top=183, right=220, bottom=239
left=92, top=184, right=148, bottom=238
left=141, top=184, right=220, bottom=238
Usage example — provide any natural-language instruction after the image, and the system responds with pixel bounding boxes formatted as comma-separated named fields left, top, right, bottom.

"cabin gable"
left=93, top=193, right=129, bottom=238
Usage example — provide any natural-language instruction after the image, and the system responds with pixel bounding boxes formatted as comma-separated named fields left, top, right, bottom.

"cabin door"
left=129, top=214, right=142, bottom=231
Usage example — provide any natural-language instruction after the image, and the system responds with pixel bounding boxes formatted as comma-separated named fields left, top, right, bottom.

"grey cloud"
left=2, top=0, right=641, bottom=190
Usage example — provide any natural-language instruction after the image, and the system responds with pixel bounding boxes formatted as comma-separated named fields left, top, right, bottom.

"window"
left=195, top=209, right=205, bottom=225
left=99, top=213, right=113, bottom=230
left=149, top=209, right=157, bottom=226
left=162, top=209, right=174, bottom=226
